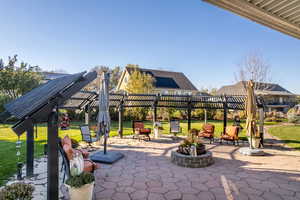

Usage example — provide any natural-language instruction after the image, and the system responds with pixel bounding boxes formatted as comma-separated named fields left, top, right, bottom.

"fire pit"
left=171, top=131, right=214, bottom=168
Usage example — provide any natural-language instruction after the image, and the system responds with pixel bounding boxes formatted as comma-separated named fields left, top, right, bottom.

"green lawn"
left=268, top=125, right=300, bottom=150
left=0, top=119, right=277, bottom=186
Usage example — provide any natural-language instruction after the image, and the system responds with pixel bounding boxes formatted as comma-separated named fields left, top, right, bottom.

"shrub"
left=287, top=108, right=300, bottom=124
left=0, top=182, right=34, bottom=200
left=66, top=172, right=95, bottom=188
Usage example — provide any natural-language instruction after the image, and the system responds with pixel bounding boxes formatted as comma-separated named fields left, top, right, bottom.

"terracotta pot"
left=66, top=182, right=94, bottom=200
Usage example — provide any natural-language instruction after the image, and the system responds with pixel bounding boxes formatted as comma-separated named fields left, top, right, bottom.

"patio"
left=88, top=135, right=300, bottom=200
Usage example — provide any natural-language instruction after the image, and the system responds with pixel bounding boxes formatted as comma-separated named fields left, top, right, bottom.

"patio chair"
left=58, top=136, right=98, bottom=182
left=80, top=125, right=98, bottom=146
left=220, top=126, right=240, bottom=145
left=198, top=123, right=215, bottom=144
left=170, top=119, right=182, bottom=136
left=132, top=120, right=151, bottom=141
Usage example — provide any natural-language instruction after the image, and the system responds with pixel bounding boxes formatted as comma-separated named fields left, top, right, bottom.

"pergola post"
left=26, top=122, right=34, bottom=177
left=259, top=108, right=264, bottom=147
left=223, top=96, right=228, bottom=135
left=187, top=98, right=192, bottom=131
left=47, top=108, right=59, bottom=200
left=204, top=109, right=207, bottom=124
left=153, top=94, right=159, bottom=124
left=118, top=103, right=124, bottom=138
left=84, top=104, right=90, bottom=125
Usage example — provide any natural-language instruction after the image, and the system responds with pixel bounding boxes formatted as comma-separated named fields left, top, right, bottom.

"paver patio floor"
left=93, top=136, right=300, bottom=200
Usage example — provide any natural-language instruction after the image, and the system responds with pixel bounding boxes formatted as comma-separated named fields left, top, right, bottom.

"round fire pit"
left=171, top=151, right=214, bottom=168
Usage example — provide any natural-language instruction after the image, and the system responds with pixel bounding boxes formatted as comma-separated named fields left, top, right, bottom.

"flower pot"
left=248, top=137, right=260, bottom=148
left=154, top=128, right=161, bottom=139
left=66, top=182, right=94, bottom=200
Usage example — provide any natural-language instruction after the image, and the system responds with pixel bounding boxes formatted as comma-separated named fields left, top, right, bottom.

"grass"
left=268, top=125, right=300, bottom=150
left=0, top=119, right=279, bottom=186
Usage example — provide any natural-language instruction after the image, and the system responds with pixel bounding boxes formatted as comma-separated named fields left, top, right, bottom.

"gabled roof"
left=124, top=67, right=198, bottom=91
left=216, top=81, right=296, bottom=96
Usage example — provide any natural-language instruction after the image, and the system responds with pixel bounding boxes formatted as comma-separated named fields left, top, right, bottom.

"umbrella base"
left=90, top=151, right=124, bottom=164
left=239, top=147, right=265, bottom=156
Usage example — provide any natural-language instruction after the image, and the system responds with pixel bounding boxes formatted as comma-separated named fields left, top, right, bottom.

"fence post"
left=223, top=96, right=228, bottom=135
left=118, top=101, right=124, bottom=138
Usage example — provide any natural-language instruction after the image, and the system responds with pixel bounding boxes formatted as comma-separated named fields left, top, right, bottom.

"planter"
left=177, top=144, right=206, bottom=156
left=154, top=128, right=162, bottom=139
left=248, top=137, right=260, bottom=148
left=66, top=182, right=94, bottom=200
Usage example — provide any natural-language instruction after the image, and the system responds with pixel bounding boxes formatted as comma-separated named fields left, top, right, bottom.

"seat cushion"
left=76, top=149, right=89, bottom=159
left=199, top=132, right=213, bottom=138
left=221, top=134, right=234, bottom=140
left=83, top=160, right=98, bottom=172
left=140, top=128, right=151, bottom=134
left=63, top=143, right=74, bottom=160
left=62, top=135, right=72, bottom=147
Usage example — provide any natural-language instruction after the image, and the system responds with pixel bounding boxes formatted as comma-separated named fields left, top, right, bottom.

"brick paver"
left=93, top=135, right=300, bottom=200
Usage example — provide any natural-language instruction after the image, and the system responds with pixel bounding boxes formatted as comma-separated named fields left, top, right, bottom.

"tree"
left=235, top=52, right=272, bottom=90
left=0, top=55, right=43, bottom=99
left=125, top=66, right=155, bottom=94
left=89, top=66, right=121, bottom=90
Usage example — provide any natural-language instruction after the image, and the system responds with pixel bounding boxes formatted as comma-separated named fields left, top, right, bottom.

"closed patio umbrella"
left=245, top=80, right=258, bottom=149
left=97, top=72, right=110, bottom=154
left=90, top=72, right=124, bottom=163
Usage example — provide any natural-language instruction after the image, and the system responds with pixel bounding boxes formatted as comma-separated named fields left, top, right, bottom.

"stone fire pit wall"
left=171, top=151, right=214, bottom=168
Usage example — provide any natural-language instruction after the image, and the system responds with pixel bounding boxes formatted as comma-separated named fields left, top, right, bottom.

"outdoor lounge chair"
left=132, top=120, right=151, bottom=141
left=198, top=123, right=215, bottom=144
left=58, top=136, right=98, bottom=182
left=220, top=126, right=240, bottom=145
left=80, top=125, right=98, bottom=146
left=170, top=119, right=182, bottom=136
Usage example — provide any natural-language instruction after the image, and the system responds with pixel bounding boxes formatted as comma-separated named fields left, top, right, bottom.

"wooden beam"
left=259, top=108, right=265, bottom=147
left=84, top=104, right=90, bottom=125
left=223, top=97, right=228, bottom=135
left=47, top=109, right=59, bottom=200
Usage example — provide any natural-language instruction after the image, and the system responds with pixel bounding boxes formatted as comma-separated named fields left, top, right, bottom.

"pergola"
left=203, top=0, right=300, bottom=39
left=62, top=91, right=264, bottom=138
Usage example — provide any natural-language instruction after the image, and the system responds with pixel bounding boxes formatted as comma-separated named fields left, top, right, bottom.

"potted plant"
left=65, top=155, right=95, bottom=200
left=153, top=121, right=163, bottom=139
left=0, top=182, right=35, bottom=200
left=177, top=131, right=206, bottom=156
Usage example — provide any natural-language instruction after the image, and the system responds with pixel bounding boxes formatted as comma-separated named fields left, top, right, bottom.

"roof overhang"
left=203, top=0, right=300, bottom=39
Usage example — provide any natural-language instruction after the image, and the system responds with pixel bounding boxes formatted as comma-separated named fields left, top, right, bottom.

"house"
left=216, top=81, right=297, bottom=112
left=116, top=67, right=199, bottom=95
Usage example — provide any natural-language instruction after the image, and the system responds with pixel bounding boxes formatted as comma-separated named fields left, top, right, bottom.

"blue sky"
left=1, top=0, right=299, bottom=93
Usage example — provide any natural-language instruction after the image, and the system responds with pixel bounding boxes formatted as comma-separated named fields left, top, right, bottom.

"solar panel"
left=155, top=77, right=179, bottom=89
left=4, top=72, right=94, bottom=120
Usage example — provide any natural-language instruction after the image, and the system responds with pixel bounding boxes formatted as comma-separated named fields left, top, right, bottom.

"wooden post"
left=47, top=108, right=59, bottom=200
left=153, top=105, right=157, bottom=123
left=118, top=103, right=124, bottom=138
left=84, top=104, right=90, bottom=125
left=26, top=123, right=34, bottom=177
left=204, top=109, right=207, bottom=124
left=259, top=108, right=264, bottom=147
left=187, top=99, right=192, bottom=131
left=223, top=96, right=228, bottom=135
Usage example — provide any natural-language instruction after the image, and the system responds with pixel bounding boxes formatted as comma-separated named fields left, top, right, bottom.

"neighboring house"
left=216, top=81, right=297, bottom=112
left=42, top=72, right=69, bottom=82
left=116, top=67, right=199, bottom=95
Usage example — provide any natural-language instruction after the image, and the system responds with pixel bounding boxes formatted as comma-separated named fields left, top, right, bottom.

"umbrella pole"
left=104, top=134, right=107, bottom=154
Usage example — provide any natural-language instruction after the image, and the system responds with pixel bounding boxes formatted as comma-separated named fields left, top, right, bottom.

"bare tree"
left=235, top=52, right=272, bottom=91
